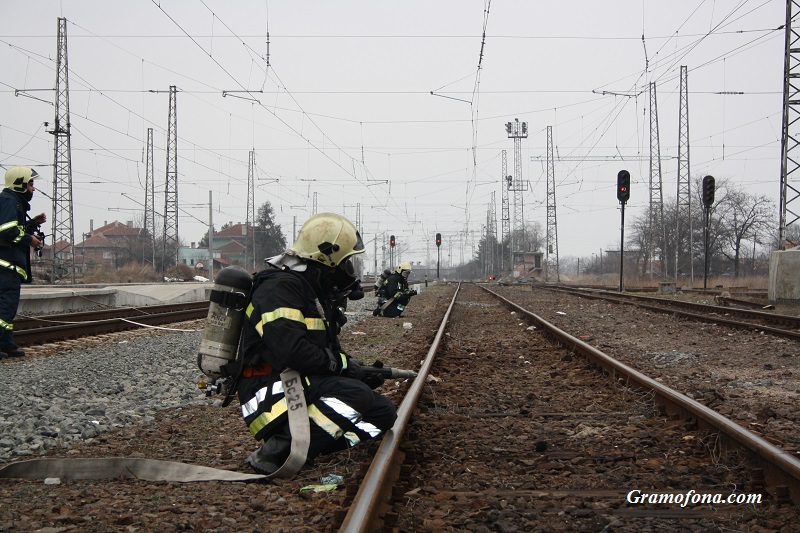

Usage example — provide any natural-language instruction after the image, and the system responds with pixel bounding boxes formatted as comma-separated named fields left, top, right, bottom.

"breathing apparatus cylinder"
left=197, top=265, right=253, bottom=379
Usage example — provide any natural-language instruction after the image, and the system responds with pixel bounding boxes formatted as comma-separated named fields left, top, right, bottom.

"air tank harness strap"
left=209, top=288, right=249, bottom=309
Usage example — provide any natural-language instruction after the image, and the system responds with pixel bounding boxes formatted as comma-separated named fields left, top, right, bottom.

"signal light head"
left=390, top=235, right=396, bottom=247
left=702, top=175, right=715, bottom=207
left=616, top=170, right=631, bottom=203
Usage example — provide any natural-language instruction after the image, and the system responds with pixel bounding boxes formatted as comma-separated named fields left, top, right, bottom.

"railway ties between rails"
left=339, top=283, right=800, bottom=532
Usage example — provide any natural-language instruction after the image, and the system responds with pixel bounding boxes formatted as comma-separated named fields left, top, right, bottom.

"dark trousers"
left=303, top=375, right=398, bottom=459
left=0, top=268, right=21, bottom=352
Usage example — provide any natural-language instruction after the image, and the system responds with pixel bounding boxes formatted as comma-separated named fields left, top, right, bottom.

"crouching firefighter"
left=373, top=261, right=417, bottom=318
left=233, top=213, right=397, bottom=478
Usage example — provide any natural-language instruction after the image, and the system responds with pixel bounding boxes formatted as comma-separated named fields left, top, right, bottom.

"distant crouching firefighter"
left=0, top=166, right=46, bottom=359
left=373, top=261, right=417, bottom=318
left=237, top=212, right=398, bottom=476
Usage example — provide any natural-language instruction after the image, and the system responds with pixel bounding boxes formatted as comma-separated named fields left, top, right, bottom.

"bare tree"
left=706, top=180, right=774, bottom=278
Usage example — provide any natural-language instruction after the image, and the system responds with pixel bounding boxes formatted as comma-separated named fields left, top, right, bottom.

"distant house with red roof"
left=74, top=220, right=148, bottom=272
left=177, top=222, right=254, bottom=273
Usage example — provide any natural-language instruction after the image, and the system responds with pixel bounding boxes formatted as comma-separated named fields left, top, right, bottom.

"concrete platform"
left=18, top=282, right=210, bottom=316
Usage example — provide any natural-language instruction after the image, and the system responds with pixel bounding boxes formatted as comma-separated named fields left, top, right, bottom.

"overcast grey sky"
left=0, top=1, right=786, bottom=270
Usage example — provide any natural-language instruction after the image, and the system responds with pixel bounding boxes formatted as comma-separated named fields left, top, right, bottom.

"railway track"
left=335, top=283, right=799, bottom=531
left=14, top=302, right=209, bottom=347
left=2, top=283, right=799, bottom=531
left=546, top=285, right=800, bottom=340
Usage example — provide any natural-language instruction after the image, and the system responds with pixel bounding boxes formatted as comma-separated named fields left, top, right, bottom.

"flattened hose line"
left=0, top=457, right=266, bottom=483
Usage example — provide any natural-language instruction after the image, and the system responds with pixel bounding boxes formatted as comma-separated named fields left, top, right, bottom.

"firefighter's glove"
left=341, top=356, right=365, bottom=381
left=407, top=289, right=418, bottom=296
left=362, top=360, right=385, bottom=389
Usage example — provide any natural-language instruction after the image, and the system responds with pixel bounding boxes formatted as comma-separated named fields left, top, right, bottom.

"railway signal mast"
left=702, top=176, right=716, bottom=290
left=617, top=170, right=630, bottom=292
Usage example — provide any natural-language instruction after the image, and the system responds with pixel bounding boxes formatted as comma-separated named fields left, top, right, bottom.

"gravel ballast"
left=0, top=294, right=377, bottom=462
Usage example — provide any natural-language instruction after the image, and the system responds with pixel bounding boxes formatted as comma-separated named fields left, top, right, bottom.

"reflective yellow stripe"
left=308, top=404, right=344, bottom=439
left=11, top=227, right=24, bottom=243
left=263, top=307, right=305, bottom=325
left=247, top=305, right=326, bottom=337
left=247, top=398, right=288, bottom=436
left=304, top=317, right=326, bottom=330
left=0, top=221, right=17, bottom=232
left=0, top=259, right=27, bottom=280
left=0, top=318, right=12, bottom=331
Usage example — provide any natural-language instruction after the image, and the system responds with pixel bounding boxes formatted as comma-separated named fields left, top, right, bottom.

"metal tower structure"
left=780, top=0, right=800, bottom=249
left=506, top=119, right=528, bottom=258
left=313, top=192, right=318, bottom=215
left=546, top=126, right=560, bottom=281
left=49, top=17, right=75, bottom=284
left=500, top=150, right=510, bottom=272
left=144, top=127, right=156, bottom=268
left=247, top=150, right=256, bottom=269
left=487, top=191, right=497, bottom=276
left=676, top=66, right=693, bottom=281
left=163, top=85, right=178, bottom=272
left=648, top=82, right=665, bottom=277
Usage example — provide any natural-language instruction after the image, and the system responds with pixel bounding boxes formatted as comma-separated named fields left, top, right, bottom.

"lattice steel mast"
left=780, top=0, right=800, bottom=249
left=163, top=85, right=178, bottom=272
left=500, top=150, right=510, bottom=272
left=49, top=17, right=75, bottom=284
left=506, top=119, right=528, bottom=263
left=247, top=150, right=256, bottom=269
left=546, top=126, right=560, bottom=281
left=676, top=66, right=693, bottom=281
left=649, top=82, right=665, bottom=277
left=487, top=191, right=496, bottom=276
left=145, top=127, right=156, bottom=268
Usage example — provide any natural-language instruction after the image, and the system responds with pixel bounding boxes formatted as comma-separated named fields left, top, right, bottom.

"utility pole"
left=145, top=127, right=156, bottom=270
left=676, top=66, right=692, bottom=283
left=163, top=85, right=178, bottom=273
left=648, top=82, right=665, bottom=278
left=546, top=125, right=560, bottom=282
left=500, top=150, right=510, bottom=273
left=313, top=192, right=318, bottom=215
left=49, top=17, right=75, bottom=284
left=247, top=150, right=256, bottom=270
left=208, top=191, right=214, bottom=283
left=488, top=192, right=496, bottom=277
left=506, top=119, right=528, bottom=273
left=779, top=0, right=800, bottom=250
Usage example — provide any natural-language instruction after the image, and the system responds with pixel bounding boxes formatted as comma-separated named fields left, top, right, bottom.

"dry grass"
left=563, top=273, right=769, bottom=290
left=82, top=263, right=163, bottom=284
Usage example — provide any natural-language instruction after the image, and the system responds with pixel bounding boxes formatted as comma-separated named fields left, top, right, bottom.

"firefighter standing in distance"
left=0, top=166, right=46, bottom=359
left=373, top=261, right=417, bottom=318
left=238, top=212, right=398, bottom=475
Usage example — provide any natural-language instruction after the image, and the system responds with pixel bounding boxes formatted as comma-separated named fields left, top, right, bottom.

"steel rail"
left=338, top=283, right=462, bottom=533
left=480, top=285, right=800, bottom=504
left=546, top=286, right=800, bottom=339
left=15, top=302, right=210, bottom=331
left=16, top=307, right=207, bottom=346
